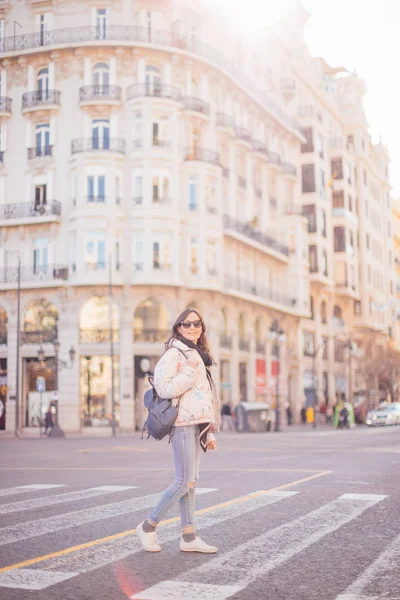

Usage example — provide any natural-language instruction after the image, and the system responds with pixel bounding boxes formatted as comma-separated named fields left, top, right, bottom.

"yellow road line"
left=0, top=470, right=331, bottom=574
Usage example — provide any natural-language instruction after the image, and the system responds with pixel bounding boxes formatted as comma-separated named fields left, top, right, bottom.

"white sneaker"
left=180, top=536, right=217, bottom=554
left=137, top=521, right=161, bottom=552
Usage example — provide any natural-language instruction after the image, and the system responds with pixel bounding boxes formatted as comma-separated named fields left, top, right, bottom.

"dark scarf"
left=177, top=335, right=213, bottom=452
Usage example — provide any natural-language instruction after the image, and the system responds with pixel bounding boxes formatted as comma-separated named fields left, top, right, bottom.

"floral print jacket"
left=154, top=339, right=220, bottom=430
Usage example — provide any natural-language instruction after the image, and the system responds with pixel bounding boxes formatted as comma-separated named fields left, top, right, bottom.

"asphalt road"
left=0, top=425, right=400, bottom=600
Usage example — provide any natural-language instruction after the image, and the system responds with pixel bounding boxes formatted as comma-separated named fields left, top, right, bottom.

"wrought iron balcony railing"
left=80, top=329, right=119, bottom=343
left=0, top=201, right=61, bottom=220
left=216, top=112, right=235, bottom=129
left=220, top=334, right=232, bottom=349
left=86, top=196, right=106, bottom=203
left=79, top=84, right=122, bottom=102
left=0, top=97, right=11, bottom=113
left=283, top=162, right=297, bottom=176
left=235, top=127, right=252, bottom=143
left=27, top=145, right=53, bottom=159
left=152, top=138, right=171, bottom=149
left=224, top=274, right=296, bottom=308
left=182, top=96, right=210, bottom=116
left=184, top=147, right=221, bottom=166
left=252, top=140, right=268, bottom=156
left=0, top=25, right=300, bottom=135
left=71, top=138, right=126, bottom=154
left=0, top=265, right=68, bottom=284
left=223, top=214, right=289, bottom=256
left=22, top=89, right=61, bottom=109
left=127, top=82, right=181, bottom=101
left=20, top=329, right=58, bottom=345
left=134, top=329, right=169, bottom=342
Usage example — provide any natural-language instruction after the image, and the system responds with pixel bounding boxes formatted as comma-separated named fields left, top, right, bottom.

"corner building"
left=0, top=0, right=311, bottom=433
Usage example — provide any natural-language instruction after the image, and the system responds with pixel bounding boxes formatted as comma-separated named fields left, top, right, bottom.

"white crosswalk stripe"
left=0, top=486, right=138, bottom=515
left=0, top=490, right=297, bottom=590
left=0, top=488, right=216, bottom=547
left=0, top=485, right=66, bottom=498
left=131, top=493, right=387, bottom=600
left=336, top=531, right=400, bottom=600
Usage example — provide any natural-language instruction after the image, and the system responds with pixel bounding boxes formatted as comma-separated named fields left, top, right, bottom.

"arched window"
left=333, top=305, right=342, bottom=320
left=321, top=300, right=327, bottom=324
left=23, top=299, right=58, bottom=344
left=255, top=318, right=262, bottom=343
left=37, top=67, right=49, bottom=99
left=93, top=62, right=109, bottom=87
left=80, top=296, right=119, bottom=343
left=0, top=307, right=7, bottom=345
left=133, top=299, right=169, bottom=342
left=145, top=65, right=161, bottom=95
left=238, top=313, right=245, bottom=341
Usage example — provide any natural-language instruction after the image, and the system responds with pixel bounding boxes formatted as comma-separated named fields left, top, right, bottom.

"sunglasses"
left=180, top=320, right=203, bottom=329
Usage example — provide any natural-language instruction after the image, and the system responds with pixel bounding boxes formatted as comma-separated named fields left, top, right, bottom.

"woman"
left=137, top=308, right=220, bottom=554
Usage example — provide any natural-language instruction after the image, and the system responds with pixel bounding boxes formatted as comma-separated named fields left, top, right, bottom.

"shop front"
left=80, top=355, right=120, bottom=427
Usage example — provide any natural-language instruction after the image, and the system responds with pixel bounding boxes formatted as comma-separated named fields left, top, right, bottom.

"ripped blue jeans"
left=149, top=425, right=201, bottom=528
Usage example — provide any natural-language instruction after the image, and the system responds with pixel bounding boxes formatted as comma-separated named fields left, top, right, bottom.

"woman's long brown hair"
left=165, top=307, right=213, bottom=358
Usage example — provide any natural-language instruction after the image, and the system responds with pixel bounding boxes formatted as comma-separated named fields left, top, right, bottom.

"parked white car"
left=366, top=402, right=400, bottom=426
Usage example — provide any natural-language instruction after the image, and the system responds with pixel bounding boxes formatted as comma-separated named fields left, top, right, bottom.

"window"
left=133, top=234, right=144, bottom=271
left=152, top=116, right=169, bottom=147
left=322, top=341, right=328, bottom=361
left=190, top=237, right=198, bottom=273
left=152, top=234, right=171, bottom=271
left=302, top=164, right=315, bottom=193
left=309, top=245, right=318, bottom=272
left=206, top=241, right=217, bottom=275
left=322, top=372, right=328, bottom=401
left=321, top=209, right=327, bottom=237
left=303, top=332, right=315, bottom=357
left=37, top=68, right=49, bottom=99
left=310, top=295, right=314, bottom=320
left=39, top=14, right=48, bottom=46
left=354, top=300, right=361, bottom=316
left=301, top=127, right=313, bottom=153
left=96, top=8, right=107, bottom=40
left=145, top=65, right=161, bottom=95
left=331, top=157, right=343, bottom=179
left=348, top=195, right=353, bottom=212
left=366, top=233, right=370, bottom=250
left=133, top=174, right=142, bottom=204
left=334, top=227, right=345, bottom=252
left=319, top=169, right=325, bottom=198
left=93, top=62, right=109, bottom=87
left=152, top=174, right=170, bottom=203
left=345, top=161, right=352, bottom=184
left=87, top=175, right=106, bottom=202
left=35, top=184, right=47, bottom=208
left=33, top=237, right=49, bottom=273
left=133, top=111, right=142, bottom=146
left=206, top=181, right=217, bottom=214
left=115, top=241, right=120, bottom=269
left=334, top=339, right=345, bottom=363
left=115, top=176, right=121, bottom=204
left=363, top=169, right=367, bottom=186
left=302, top=205, right=317, bottom=233
left=321, top=300, right=327, bottom=324
left=35, top=123, right=50, bottom=155
left=316, top=132, right=324, bottom=158
left=92, top=119, right=109, bottom=149
left=85, top=233, right=106, bottom=269
left=189, top=179, right=197, bottom=211
left=322, top=250, right=328, bottom=276
left=332, top=190, right=344, bottom=209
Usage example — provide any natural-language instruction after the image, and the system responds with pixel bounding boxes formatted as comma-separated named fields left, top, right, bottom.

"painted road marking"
left=336, top=532, right=400, bottom=600
left=0, top=486, right=138, bottom=515
left=132, top=493, right=387, bottom=600
left=0, top=491, right=299, bottom=589
left=0, top=488, right=216, bottom=547
left=134, top=581, right=243, bottom=600
left=0, top=485, right=66, bottom=498
left=0, top=568, right=77, bottom=591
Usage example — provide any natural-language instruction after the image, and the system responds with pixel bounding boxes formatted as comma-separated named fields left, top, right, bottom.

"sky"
left=214, top=0, right=400, bottom=196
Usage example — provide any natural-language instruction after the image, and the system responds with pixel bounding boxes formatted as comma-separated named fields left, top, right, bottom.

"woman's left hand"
left=209, top=423, right=218, bottom=433
left=207, top=439, right=217, bottom=450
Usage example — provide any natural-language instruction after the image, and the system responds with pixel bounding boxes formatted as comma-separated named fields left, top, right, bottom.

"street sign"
left=36, top=376, right=46, bottom=393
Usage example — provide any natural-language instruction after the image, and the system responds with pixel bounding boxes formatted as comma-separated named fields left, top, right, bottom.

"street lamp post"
left=269, top=320, right=285, bottom=432
left=15, top=256, right=21, bottom=437
left=37, top=341, right=76, bottom=437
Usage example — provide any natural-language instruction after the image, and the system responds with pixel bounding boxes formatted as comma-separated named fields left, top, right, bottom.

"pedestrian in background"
left=301, top=404, right=307, bottom=424
left=137, top=307, right=220, bottom=554
left=286, top=403, right=293, bottom=426
left=44, top=407, right=53, bottom=436
left=221, top=402, right=234, bottom=431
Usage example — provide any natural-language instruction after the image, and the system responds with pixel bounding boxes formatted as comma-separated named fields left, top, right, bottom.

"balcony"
left=268, top=151, right=281, bottom=166
left=0, top=265, right=68, bottom=285
left=235, top=127, right=252, bottom=145
left=71, top=138, right=126, bottom=154
left=283, top=162, right=297, bottom=177
left=27, top=145, right=53, bottom=160
left=79, top=85, right=122, bottom=106
left=20, top=329, right=58, bottom=345
left=134, top=329, right=169, bottom=342
left=22, top=90, right=61, bottom=113
left=184, top=147, right=221, bottom=167
left=223, top=214, right=289, bottom=258
left=80, top=329, right=119, bottom=343
left=182, top=96, right=210, bottom=117
left=0, top=201, right=61, bottom=224
left=0, top=96, right=11, bottom=117
left=252, top=140, right=268, bottom=158
left=216, top=112, right=235, bottom=131
left=152, top=138, right=172, bottom=150
left=127, top=82, right=181, bottom=102
left=220, top=334, right=232, bottom=349
left=224, top=274, right=296, bottom=308
left=85, top=262, right=106, bottom=271
left=86, top=196, right=106, bottom=204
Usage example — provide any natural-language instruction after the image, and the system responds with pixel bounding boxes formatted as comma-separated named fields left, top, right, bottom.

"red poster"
left=271, top=360, right=280, bottom=376
left=256, top=359, right=267, bottom=392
